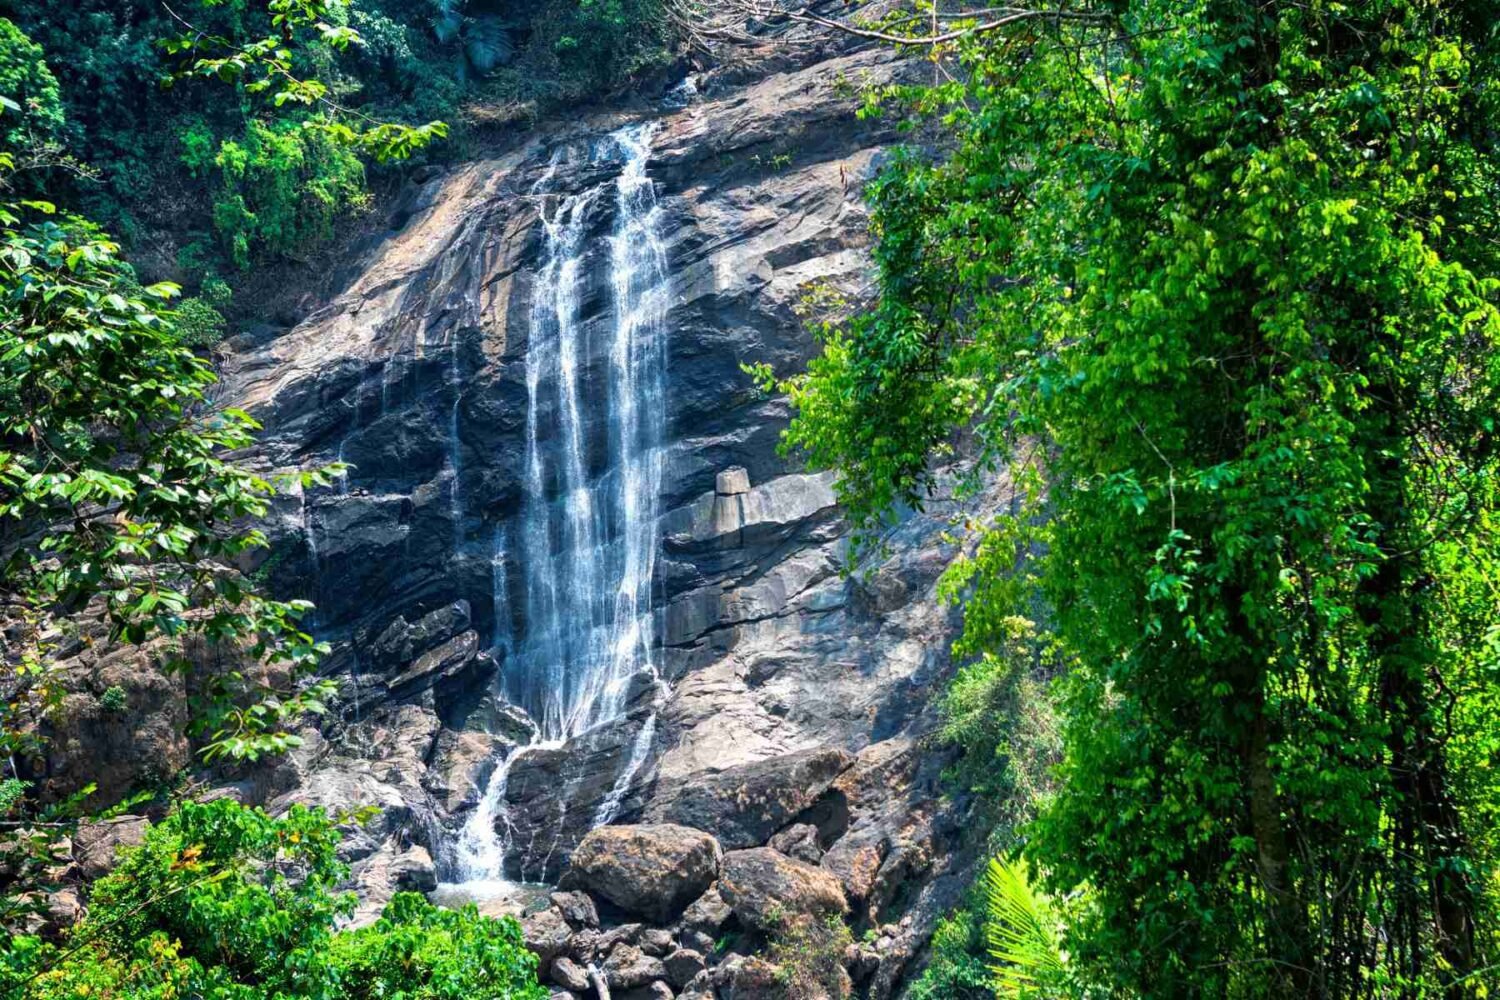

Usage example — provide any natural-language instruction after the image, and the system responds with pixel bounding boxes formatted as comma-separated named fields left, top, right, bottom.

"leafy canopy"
left=769, top=0, right=1500, bottom=994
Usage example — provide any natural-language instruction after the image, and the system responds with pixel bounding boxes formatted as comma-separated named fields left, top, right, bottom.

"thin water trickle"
left=442, top=123, right=669, bottom=891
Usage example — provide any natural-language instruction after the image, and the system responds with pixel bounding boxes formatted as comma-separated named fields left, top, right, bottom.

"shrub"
left=906, top=902, right=993, bottom=1000
left=0, top=798, right=547, bottom=1000
left=98, top=685, right=127, bottom=713
left=207, top=119, right=369, bottom=268
left=173, top=278, right=233, bottom=349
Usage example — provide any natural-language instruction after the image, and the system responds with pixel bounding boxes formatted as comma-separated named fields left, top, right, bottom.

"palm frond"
left=984, top=856, right=1066, bottom=998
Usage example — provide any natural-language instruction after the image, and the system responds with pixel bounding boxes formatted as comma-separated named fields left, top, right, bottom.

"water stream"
left=443, top=122, right=669, bottom=893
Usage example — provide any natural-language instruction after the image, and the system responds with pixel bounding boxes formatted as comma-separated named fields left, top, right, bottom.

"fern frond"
left=984, top=856, right=1066, bottom=998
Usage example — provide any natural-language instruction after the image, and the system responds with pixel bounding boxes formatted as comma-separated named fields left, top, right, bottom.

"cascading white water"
left=507, top=121, right=668, bottom=741
left=446, top=122, right=668, bottom=889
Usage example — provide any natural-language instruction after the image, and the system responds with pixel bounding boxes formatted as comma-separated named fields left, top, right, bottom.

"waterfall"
left=507, top=121, right=669, bottom=742
left=446, top=122, right=668, bottom=890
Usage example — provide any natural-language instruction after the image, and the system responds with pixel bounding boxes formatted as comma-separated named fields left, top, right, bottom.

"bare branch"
left=666, top=1, right=1112, bottom=50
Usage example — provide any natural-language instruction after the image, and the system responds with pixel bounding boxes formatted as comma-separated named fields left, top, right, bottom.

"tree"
left=764, top=1, right=1500, bottom=994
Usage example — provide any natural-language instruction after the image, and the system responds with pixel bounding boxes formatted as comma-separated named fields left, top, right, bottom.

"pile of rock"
left=523, top=823, right=874, bottom=1000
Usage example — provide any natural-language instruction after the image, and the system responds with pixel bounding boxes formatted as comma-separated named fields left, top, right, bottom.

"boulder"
left=604, top=943, right=669, bottom=990
left=710, top=955, right=782, bottom=1000
left=597, top=923, right=646, bottom=954
left=522, top=906, right=574, bottom=965
left=680, top=929, right=716, bottom=955
left=664, top=948, right=707, bottom=989
left=644, top=748, right=851, bottom=849
left=718, top=848, right=847, bottom=932
left=550, top=956, right=591, bottom=993
left=550, top=890, right=600, bottom=929
left=388, top=844, right=439, bottom=893
left=619, top=983, right=673, bottom=1000
left=563, top=824, right=721, bottom=923
left=681, top=883, right=734, bottom=933
left=770, top=822, right=824, bottom=865
left=73, top=815, right=149, bottom=880
left=820, top=838, right=886, bottom=906
left=640, top=927, right=675, bottom=957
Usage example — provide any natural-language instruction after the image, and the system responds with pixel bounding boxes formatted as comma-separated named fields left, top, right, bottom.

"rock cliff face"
left=211, top=40, right=989, bottom=997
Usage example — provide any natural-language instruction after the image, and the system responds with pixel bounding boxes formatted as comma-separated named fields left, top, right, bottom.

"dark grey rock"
left=550, top=890, right=600, bottom=929
left=769, top=822, right=824, bottom=865
left=522, top=907, right=573, bottom=965
left=619, top=983, right=673, bottom=1000
left=681, top=884, right=734, bottom=934
left=604, top=943, right=669, bottom=990
left=663, top=949, right=707, bottom=989
left=550, top=956, right=591, bottom=993
left=371, top=600, right=471, bottom=671
left=640, top=927, right=675, bottom=957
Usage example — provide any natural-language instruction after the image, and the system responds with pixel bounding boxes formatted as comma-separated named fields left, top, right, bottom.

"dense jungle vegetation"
left=2, top=0, right=1499, bottom=998
left=764, top=0, right=1500, bottom=996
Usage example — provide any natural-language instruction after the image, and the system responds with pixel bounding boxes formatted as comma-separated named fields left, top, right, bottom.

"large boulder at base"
left=718, top=847, right=848, bottom=931
left=562, top=823, right=721, bottom=923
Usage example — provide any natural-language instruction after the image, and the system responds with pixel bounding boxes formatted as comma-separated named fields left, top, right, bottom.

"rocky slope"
left=47, top=38, right=994, bottom=999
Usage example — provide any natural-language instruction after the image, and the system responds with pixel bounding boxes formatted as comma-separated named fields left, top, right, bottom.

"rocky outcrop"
left=564, top=824, right=722, bottom=923
left=719, top=847, right=848, bottom=931
left=196, top=33, right=991, bottom=999
left=645, top=747, right=851, bottom=850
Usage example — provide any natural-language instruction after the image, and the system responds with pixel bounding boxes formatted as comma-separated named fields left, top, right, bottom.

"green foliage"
left=328, top=892, right=546, bottom=998
left=983, top=858, right=1067, bottom=999
left=161, top=0, right=449, bottom=164
left=6, top=0, right=671, bottom=287
left=935, top=614, right=1060, bottom=850
left=906, top=902, right=992, bottom=1000
left=0, top=198, right=336, bottom=761
left=205, top=119, right=369, bottom=267
left=0, top=798, right=547, bottom=1000
left=0, top=18, right=63, bottom=157
left=174, top=277, right=234, bottom=348
left=774, top=1, right=1500, bottom=994
left=0, top=38, right=339, bottom=928
left=98, top=684, right=128, bottom=713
